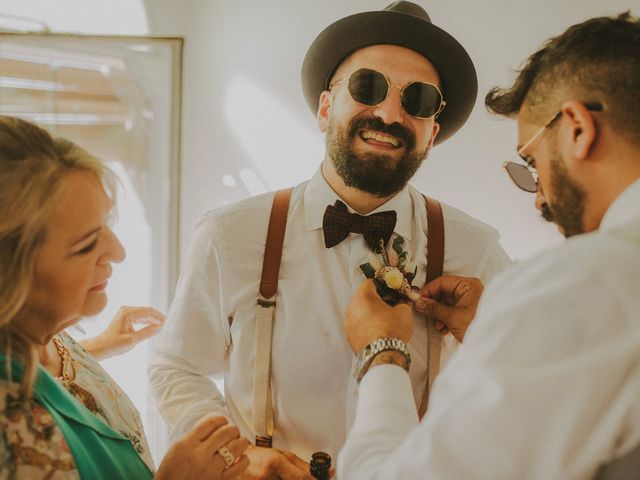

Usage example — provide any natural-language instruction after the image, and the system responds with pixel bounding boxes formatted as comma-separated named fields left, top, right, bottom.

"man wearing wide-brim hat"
left=150, top=2, right=510, bottom=478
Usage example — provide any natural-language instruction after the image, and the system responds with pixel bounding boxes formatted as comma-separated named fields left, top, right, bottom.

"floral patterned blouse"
left=0, top=332, right=154, bottom=478
left=0, top=381, right=79, bottom=479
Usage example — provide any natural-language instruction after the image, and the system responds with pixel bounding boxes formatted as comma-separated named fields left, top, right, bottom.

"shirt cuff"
left=357, top=363, right=418, bottom=423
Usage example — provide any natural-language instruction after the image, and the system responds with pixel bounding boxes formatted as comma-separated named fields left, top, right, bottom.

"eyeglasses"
left=503, top=102, right=604, bottom=192
left=330, top=68, right=446, bottom=119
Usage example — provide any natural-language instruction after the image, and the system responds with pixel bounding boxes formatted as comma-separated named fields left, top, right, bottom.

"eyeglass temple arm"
left=585, top=102, right=603, bottom=112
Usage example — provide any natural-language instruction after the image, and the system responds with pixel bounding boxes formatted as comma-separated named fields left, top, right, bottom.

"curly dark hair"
left=485, top=12, right=640, bottom=146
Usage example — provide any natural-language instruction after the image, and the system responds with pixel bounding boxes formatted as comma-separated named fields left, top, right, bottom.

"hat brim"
left=301, top=10, right=478, bottom=145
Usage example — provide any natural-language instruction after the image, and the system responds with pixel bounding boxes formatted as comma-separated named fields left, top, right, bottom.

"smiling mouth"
left=359, top=129, right=402, bottom=148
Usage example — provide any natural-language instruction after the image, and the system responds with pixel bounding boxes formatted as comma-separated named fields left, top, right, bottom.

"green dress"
left=0, top=353, right=153, bottom=479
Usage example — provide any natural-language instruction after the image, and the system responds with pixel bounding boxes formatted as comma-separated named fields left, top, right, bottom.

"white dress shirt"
left=338, top=179, right=640, bottom=479
left=149, top=169, right=510, bottom=461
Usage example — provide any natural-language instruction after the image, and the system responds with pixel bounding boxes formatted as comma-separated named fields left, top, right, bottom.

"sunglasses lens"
left=505, top=162, right=537, bottom=192
left=402, top=82, right=443, bottom=118
left=348, top=69, right=389, bottom=106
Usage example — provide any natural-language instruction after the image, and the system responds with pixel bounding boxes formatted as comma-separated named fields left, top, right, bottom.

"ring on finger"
left=217, top=445, right=235, bottom=467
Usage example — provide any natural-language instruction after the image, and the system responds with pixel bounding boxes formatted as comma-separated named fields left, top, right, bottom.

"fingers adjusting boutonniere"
left=359, top=236, right=419, bottom=305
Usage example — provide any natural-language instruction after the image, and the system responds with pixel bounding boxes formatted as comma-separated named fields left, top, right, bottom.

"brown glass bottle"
left=309, top=451, right=331, bottom=480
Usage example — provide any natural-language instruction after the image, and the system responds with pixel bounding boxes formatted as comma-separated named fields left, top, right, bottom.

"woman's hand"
left=156, top=416, right=250, bottom=480
left=80, top=306, right=164, bottom=360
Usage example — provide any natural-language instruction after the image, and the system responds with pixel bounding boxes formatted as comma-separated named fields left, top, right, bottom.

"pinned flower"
left=387, top=248, right=399, bottom=267
left=378, top=266, right=404, bottom=290
left=359, top=236, right=419, bottom=304
left=375, top=266, right=419, bottom=301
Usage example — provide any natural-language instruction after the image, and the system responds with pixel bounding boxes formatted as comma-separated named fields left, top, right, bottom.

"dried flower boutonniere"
left=359, top=236, right=419, bottom=305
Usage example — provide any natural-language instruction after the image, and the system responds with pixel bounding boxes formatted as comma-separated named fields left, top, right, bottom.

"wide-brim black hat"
left=301, top=1, right=477, bottom=145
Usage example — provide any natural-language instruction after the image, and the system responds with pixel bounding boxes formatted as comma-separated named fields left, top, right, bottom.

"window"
left=0, top=33, right=182, bottom=460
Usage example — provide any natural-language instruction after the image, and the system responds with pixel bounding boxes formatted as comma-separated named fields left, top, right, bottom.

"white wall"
left=0, top=0, right=148, bottom=33
left=145, top=0, right=638, bottom=264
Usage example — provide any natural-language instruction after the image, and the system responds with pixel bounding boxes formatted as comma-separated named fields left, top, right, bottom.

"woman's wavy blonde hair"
left=0, top=115, right=115, bottom=396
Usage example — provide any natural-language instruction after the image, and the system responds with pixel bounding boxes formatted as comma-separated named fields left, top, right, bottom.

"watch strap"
left=355, top=337, right=411, bottom=383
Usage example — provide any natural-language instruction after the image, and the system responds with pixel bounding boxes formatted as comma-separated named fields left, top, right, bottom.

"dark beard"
left=544, top=145, right=587, bottom=238
left=326, top=116, right=428, bottom=197
left=540, top=202, right=554, bottom=222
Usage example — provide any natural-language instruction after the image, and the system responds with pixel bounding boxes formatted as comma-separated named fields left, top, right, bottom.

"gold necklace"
left=52, top=335, right=75, bottom=381
left=52, top=335, right=99, bottom=413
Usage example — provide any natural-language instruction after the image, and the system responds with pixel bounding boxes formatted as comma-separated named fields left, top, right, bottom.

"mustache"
left=348, top=116, right=415, bottom=148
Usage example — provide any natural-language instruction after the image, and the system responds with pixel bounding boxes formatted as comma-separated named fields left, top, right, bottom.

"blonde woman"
left=0, top=115, right=249, bottom=479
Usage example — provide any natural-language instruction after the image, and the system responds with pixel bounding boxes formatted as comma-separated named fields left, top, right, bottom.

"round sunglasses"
left=503, top=102, right=603, bottom=193
left=330, top=68, right=446, bottom=119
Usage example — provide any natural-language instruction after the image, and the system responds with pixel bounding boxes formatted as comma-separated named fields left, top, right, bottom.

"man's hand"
left=345, top=279, right=413, bottom=353
left=238, top=445, right=314, bottom=480
left=81, top=306, right=165, bottom=360
left=413, top=276, right=484, bottom=343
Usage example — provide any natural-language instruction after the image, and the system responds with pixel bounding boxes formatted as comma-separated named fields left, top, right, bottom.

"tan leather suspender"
left=253, top=188, right=444, bottom=446
left=259, top=189, right=293, bottom=299
left=253, top=188, right=293, bottom=448
left=424, top=196, right=445, bottom=282
left=418, top=196, right=445, bottom=419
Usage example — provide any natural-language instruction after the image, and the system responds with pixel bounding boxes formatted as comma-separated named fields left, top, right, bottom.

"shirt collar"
left=599, top=178, right=640, bottom=231
left=305, top=167, right=413, bottom=240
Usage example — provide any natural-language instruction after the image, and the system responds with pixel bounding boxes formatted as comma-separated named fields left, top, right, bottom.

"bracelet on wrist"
left=353, top=337, right=411, bottom=383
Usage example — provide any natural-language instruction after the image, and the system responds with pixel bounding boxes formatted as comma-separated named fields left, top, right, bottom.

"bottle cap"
left=310, top=451, right=331, bottom=479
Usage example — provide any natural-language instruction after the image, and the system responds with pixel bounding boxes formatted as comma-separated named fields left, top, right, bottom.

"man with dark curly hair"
left=342, top=12, right=640, bottom=479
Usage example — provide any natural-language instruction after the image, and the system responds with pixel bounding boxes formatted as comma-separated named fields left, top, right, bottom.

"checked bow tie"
left=322, top=200, right=397, bottom=252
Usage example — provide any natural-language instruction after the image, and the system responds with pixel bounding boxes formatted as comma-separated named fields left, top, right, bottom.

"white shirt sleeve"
left=149, top=213, right=231, bottom=439
left=337, top=364, right=421, bottom=479
left=339, top=238, right=640, bottom=479
left=473, top=235, right=512, bottom=283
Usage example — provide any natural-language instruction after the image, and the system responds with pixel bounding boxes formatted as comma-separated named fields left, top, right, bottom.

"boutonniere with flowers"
left=359, top=236, right=420, bottom=305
